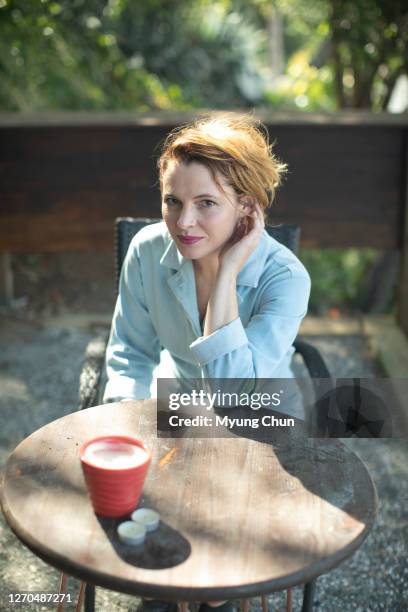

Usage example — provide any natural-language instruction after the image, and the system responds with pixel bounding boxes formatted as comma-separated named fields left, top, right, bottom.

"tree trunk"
left=329, top=3, right=347, bottom=109
left=267, top=8, right=284, bottom=83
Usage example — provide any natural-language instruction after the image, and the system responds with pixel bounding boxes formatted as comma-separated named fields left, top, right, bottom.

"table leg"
left=241, top=599, right=250, bottom=612
left=261, top=595, right=268, bottom=612
left=286, top=588, right=292, bottom=612
left=75, top=582, right=86, bottom=612
left=179, top=603, right=189, bottom=612
left=56, top=572, right=68, bottom=612
left=84, top=583, right=95, bottom=612
left=301, top=580, right=316, bottom=612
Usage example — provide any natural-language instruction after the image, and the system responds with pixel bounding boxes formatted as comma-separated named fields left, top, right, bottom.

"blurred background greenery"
left=1, top=0, right=407, bottom=315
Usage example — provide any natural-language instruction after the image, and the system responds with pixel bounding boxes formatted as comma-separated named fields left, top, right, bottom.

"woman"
left=103, top=111, right=311, bottom=418
left=103, top=112, right=311, bottom=612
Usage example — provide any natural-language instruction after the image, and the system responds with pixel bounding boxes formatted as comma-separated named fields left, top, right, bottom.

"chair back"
left=114, top=217, right=300, bottom=294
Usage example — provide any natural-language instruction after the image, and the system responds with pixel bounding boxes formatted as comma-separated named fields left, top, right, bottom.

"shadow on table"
left=158, top=407, right=376, bottom=528
left=226, top=409, right=376, bottom=527
left=5, top=455, right=86, bottom=498
left=97, top=500, right=191, bottom=570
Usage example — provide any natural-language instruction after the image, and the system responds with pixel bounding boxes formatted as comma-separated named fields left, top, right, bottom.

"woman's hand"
left=203, top=203, right=264, bottom=337
left=218, top=202, right=265, bottom=276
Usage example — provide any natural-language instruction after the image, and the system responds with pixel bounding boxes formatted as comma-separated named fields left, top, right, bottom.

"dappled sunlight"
left=138, top=436, right=369, bottom=586
left=0, top=375, right=31, bottom=402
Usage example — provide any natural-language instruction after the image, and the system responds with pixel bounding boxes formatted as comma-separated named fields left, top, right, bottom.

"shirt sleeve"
left=188, top=268, right=311, bottom=391
left=103, top=239, right=161, bottom=402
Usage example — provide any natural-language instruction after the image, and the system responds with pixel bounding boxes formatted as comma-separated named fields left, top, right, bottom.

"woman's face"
left=161, top=160, right=242, bottom=264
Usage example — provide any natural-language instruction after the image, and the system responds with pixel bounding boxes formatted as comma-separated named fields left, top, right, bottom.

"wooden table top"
left=1, top=401, right=377, bottom=601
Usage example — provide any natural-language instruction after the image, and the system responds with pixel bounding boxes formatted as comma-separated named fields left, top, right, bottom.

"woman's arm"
left=203, top=202, right=264, bottom=337
left=103, top=237, right=161, bottom=402
left=190, top=269, right=311, bottom=383
left=203, top=268, right=238, bottom=338
left=190, top=203, right=311, bottom=388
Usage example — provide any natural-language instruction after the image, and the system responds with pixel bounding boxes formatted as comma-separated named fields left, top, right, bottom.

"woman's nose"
left=177, top=207, right=197, bottom=229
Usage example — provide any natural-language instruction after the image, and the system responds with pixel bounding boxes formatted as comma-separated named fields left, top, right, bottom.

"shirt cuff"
left=189, top=317, right=248, bottom=366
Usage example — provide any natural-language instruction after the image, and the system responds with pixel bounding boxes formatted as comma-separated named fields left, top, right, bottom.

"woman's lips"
left=178, top=236, right=203, bottom=245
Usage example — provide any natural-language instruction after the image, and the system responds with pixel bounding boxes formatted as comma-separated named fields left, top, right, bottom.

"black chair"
left=77, top=217, right=333, bottom=612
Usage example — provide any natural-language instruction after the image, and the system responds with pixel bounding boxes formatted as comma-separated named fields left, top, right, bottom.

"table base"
left=59, top=577, right=317, bottom=612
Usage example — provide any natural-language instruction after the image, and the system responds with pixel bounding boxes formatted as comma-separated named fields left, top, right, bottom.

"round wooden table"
left=1, top=401, right=377, bottom=610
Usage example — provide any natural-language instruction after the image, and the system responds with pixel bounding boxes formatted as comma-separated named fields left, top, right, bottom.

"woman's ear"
left=239, top=196, right=255, bottom=216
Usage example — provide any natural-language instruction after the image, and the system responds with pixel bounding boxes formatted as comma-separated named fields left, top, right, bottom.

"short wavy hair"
left=156, top=111, right=288, bottom=217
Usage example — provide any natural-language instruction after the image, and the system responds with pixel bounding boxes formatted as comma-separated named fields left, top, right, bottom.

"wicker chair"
left=77, top=217, right=333, bottom=612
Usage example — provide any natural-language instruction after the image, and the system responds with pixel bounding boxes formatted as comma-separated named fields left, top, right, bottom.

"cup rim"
left=79, top=435, right=151, bottom=472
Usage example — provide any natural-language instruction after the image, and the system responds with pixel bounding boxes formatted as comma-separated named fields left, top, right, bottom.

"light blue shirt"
left=103, top=221, right=311, bottom=408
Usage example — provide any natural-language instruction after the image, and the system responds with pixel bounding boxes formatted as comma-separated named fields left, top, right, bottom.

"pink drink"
left=80, top=436, right=151, bottom=518
left=83, top=440, right=148, bottom=470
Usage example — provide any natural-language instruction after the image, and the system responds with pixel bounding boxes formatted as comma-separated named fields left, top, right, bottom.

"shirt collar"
left=159, top=227, right=270, bottom=288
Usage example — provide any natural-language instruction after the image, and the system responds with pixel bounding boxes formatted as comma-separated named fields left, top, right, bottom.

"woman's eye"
left=164, top=198, right=216, bottom=209
left=164, top=197, right=180, bottom=206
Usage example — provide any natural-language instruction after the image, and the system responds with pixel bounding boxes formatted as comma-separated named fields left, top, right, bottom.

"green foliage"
left=263, top=50, right=336, bottom=111
left=232, top=0, right=408, bottom=112
left=1, top=0, right=406, bottom=112
left=300, top=248, right=380, bottom=315
left=0, top=0, right=269, bottom=110
left=0, top=0, right=193, bottom=110
left=327, top=0, right=408, bottom=110
left=109, top=0, right=269, bottom=108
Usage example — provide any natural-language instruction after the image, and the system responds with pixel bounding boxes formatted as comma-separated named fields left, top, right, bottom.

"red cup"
left=80, top=435, right=151, bottom=518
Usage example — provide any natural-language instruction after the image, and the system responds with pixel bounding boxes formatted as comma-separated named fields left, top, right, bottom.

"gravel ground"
left=0, top=315, right=407, bottom=612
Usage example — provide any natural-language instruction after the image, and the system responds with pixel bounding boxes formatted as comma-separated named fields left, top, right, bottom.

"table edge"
left=1, top=477, right=378, bottom=600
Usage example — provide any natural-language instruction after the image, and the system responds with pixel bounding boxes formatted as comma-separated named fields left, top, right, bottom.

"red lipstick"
left=178, top=236, right=203, bottom=245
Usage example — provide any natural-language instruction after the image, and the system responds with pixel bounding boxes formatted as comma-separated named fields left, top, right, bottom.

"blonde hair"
left=157, top=111, right=288, bottom=216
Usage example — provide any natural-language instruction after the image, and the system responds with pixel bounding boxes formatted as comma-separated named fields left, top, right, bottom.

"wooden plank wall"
left=0, top=111, right=407, bottom=333
left=1, top=111, right=407, bottom=251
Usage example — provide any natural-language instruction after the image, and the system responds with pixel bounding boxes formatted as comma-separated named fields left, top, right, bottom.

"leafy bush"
left=299, top=248, right=392, bottom=315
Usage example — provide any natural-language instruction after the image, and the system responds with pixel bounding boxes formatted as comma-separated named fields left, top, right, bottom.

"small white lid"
left=117, top=521, right=146, bottom=545
left=131, top=508, right=160, bottom=532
